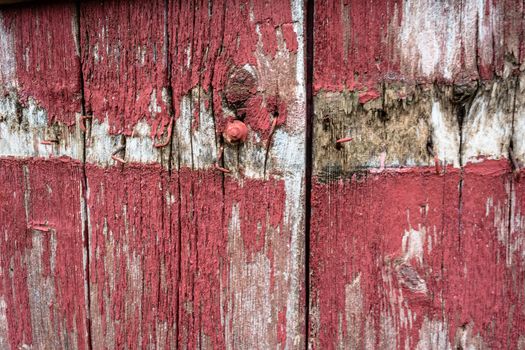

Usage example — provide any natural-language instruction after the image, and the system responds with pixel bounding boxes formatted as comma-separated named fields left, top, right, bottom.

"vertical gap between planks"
left=75, top=1, right=93, bottom=349
left=304, top=0, right=314, bottom=347
left=164, top=0, right=183, bottom=348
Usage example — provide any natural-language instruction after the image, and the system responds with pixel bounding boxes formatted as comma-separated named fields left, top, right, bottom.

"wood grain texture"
left=0, top=159, right=88, bottom=350
left=78, top=1, right=306, bottom=349
left=310, top=1, right=525, bottom=349
left=0, top=3, right=83, bottom=159
left=0, top=3, right=88, bottom=350
left=169, top=1, right=306, bottom=348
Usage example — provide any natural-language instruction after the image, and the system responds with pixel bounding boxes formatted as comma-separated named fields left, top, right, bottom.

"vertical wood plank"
left=168, top=0, right=306, bottom=348
left=310, top=0, right=525, bottom=348
left=79, top=1, right=177, bottom=349
left=0, top=3, right=88, bottom=349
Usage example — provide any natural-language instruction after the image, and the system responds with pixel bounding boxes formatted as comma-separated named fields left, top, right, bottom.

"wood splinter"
left=41, top=139, right=59, bottom=145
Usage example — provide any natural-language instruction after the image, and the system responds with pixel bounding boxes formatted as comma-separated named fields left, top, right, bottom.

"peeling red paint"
left=0, top=159, right=32, bottom=349
left=168, top=0, right=296, bottom=135
left=0, top=158, right=87, bottom=349
left=86, top=164, right=177, bottom=349
left=2, top=4, right=81, bottom=125
left=310, top=160, right=525, bottom=348
left=314, top=0, right=525, bottom=92
left=358, top=90, right=380, bottom=104
left=80, top=0, right=170, bottom=136
left=177, top=168, right=287, bottom=348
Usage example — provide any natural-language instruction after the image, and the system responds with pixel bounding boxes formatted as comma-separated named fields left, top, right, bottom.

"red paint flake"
left=358, top=90, right=380, bottom=104
left=281, top=23, right=298, bottom=53
left=2, top=4, right=81, bottom=125
left=261, top=21, right=279, bottom=58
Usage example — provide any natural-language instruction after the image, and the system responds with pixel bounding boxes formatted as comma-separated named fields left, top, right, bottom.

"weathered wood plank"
left=0, top=3, right=83, bottom=159
left=168, top=0, right=305, bottom=348
left=310, top=0, right=525, bottom=348
left=0, top=3, right=88, bottom=349
left=79, top=1, right=177, bottom=348
left=1, top=159, right=88, bottom=350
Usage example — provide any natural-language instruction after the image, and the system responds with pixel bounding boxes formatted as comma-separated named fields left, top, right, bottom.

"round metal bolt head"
left=224, top=120, right=248, bottom=144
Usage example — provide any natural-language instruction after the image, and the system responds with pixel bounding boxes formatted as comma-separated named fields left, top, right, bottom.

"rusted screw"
left=224, top=120, right=248, bottom=144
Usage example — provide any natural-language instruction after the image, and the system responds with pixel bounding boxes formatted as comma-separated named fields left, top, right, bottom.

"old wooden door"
left=0, top=1, right=524, bottom=349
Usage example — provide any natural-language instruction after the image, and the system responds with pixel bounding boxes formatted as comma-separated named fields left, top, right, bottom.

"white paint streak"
left=402, top=227, right=426, bottom=264
left=399, top=0, right=495, bottom=80
left=0, top=96, right=82, bottom=159
left=514, top=74, right=525, bottom=165
left=430, top=100, right=460, bottom=167
left=0, top=13, right=16, bottom=89
left=223, top=204, right=273, bottom=349
left=416, top=318, right=451, bottom=350
left=462, top=87, right=512, bottom=163
left=0, top=297, right=8, bottom=350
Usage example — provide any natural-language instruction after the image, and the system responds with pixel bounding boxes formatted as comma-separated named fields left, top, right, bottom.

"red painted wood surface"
left=0, top=159, right=88, bottom=349
left=1, top=1, right=525, bottom=349
left=310, top=1, right=525, bottom=349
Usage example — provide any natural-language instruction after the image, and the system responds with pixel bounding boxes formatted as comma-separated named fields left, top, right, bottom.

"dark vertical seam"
left=505, top=75, right=520, bottom=349
left=75, top=2, right=93, bottom=350
left=165, top=0, right=183, bottom=349
left=304, top=0, right=314, bottom=348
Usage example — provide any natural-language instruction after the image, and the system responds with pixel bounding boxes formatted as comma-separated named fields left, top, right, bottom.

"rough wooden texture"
left=78, top=0, right=305, bottom=349
left=169, top=1, right=305, bottom=348
left=0, top=4, right=89, bottom=350
left=0, top=159, right=88, bottom=350
left=0, top=3, right=83, bottom=159
left=310, top=0, right=525, bottom=349
left=86, top=164, right=176, bottom=349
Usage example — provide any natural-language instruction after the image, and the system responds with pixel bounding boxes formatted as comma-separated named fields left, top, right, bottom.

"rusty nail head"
left=224, top=120, right=248, bottom=144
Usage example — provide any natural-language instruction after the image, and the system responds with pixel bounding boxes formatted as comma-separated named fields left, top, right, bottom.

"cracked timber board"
left=79, top=0, right=305, bottom=349
left=309, top=1, right=525, bottom=349
left=0, top=3, right=89, bottom=350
